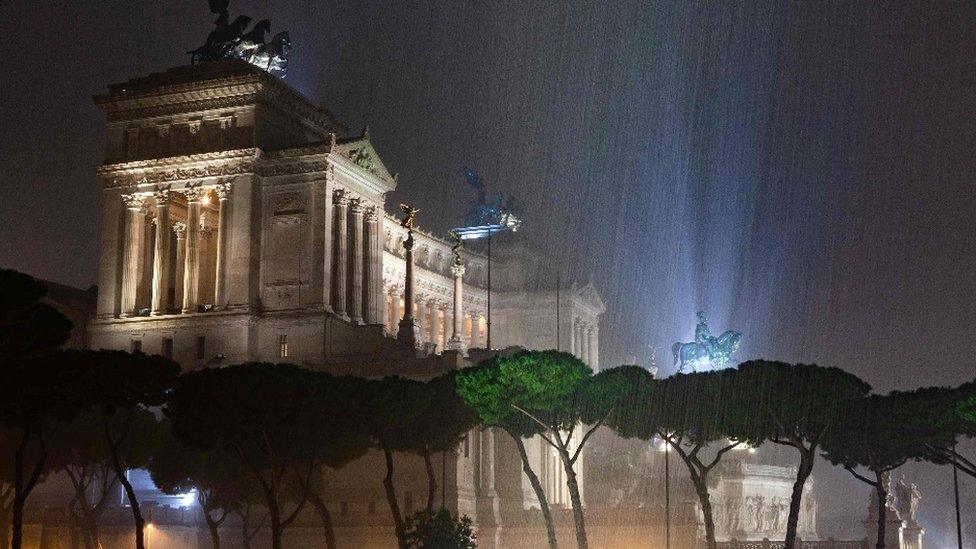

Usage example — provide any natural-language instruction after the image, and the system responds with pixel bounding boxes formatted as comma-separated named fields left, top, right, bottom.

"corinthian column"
left=181, top=187, right=205, bottom=314
left=416, top=297, right=428, bottom=343
left=580, top=324, right=590, bottom=366
left=470, top=313, right=482, bottom=349
left=213, top=182, right=232, bottom=309
left=390, top=286, right=402, bottom=333
left=120, top=194, right=146, bottom=318
left=349, top=198, right=365, bottom=324
left=365, top=206, right=381, bottom=324
left=172, top=222, right=187, bottom=312
left=332, top=189, right=349, bottom=320
left=150, top=191, right=171, bottom=315
left=588, top=326, right=600, bottom=370
left=447, top=264, right=466, bottom=353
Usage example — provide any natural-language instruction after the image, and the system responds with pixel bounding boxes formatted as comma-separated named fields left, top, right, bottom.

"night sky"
left=1, top=1, right=973, bottom=542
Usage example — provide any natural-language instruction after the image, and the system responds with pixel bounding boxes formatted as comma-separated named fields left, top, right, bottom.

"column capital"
left=122, top=193, right=146, bottom=210
left=349, top=197, right=365, bottom=215
left=152, top=189, right=170, bottom=206
left=214, top=181, right=233, bottom=200
left=333, top=188, right=349, bottom=205
left=364, top=205, right=378, bottom=222
left=451, top=264, right=466, bottom=278
left=172, top=221, right=187, bottom=238
left=183, top=186, right=208, bottom=202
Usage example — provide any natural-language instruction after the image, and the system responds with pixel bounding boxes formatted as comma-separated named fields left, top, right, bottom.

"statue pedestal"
left=901, top=524, right=923, bottom=549
left=396, top=318, right=421, bottom=358
left=863, top=510, right=906, bottom=549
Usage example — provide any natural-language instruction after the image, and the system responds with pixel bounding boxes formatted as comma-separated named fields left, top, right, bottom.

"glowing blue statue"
left=672, top=311, right=742, bottom=372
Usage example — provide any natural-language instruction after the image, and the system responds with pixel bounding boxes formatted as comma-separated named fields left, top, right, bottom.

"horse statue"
left=672, top=311, right=742, bottom=372
left=187, top=1, right=291, bottom=78
left=246, top=31, right=291, bottom=77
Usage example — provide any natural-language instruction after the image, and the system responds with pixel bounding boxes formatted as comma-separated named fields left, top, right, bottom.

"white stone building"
left=82, top=59, right=609, bottom=547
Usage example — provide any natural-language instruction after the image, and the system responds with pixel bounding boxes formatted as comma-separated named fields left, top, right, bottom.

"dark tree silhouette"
left=47, top=409, right=159, bottom=549
left=821, top=392, right=935, bottom=549
left=300, top=373, right=372, bottom=549
left=56, top=350, right=179, bottom=549
left=735, top=361, right=871, bottom=549
left=0, top=270, right=77, bottom=549
left=408, top=372, right=479, bottom=514
left=652, top=371, right=753, bottom=549
left=919, top=382, right=976, bottom=478
left=167, top=363, right=323, bottom=549
left=347, top=376, right=429, bottom=549
left=148, top=429, right=258, bottom=549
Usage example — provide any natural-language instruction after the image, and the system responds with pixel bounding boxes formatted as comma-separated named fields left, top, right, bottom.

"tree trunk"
left=265, top=496, right=283, bottom=549
left=0, top=510, right=9, bottom=549
left=1, top=490, right=11, bottom=549
left=511, top=434, right=558, bottom=549
left=12, top=430, right=44, bottom=549
left=114, top=468, right=145, bottom=549
left=241, top=522, right=252, bottom=549
left=875, top=471, right=887, bottom=549
left=784, top=447, right=814, bottom=549
left=556, top=445, right=588, bottom=549
left=308, top=491, right=338, bottom=549
left=422, top=445, right=437, bottom=514
left=694, top=475, right=717, bottom=549
left=380, top=441, right=407, bottom=549
left=204, top=512, right=221, bottom=549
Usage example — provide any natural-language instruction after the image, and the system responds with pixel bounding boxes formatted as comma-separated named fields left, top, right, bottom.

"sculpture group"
left=188, top=0, right=291, bottom=77
left=673, top=311, right=742, bottom=372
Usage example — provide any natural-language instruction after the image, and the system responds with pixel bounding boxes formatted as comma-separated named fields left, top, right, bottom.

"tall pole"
left=665, top=441, right=671, bottom=549
left=953, top=443, right=963, bottom=549
left=486, top=230, right=492, bottom=349
left=556, top=271, right=561, bottom=350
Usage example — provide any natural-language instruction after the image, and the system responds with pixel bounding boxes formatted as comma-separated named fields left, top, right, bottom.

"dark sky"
left=1, top=1, right=974, bottom=542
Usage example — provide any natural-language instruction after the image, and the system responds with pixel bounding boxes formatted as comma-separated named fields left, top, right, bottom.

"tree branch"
left=844, top=466, right=877, bottom=486
left=570, top=415, right=607, bottom=465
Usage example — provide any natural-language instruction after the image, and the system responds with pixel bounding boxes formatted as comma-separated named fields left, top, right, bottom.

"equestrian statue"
left=672, top=311, right=741, bottom=372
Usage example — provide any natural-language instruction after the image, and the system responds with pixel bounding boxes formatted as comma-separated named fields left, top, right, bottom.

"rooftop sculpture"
left=188, top=0, right=291, bottom=77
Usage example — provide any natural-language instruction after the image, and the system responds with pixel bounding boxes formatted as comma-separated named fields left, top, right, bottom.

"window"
left=196, top=336, right=206, bottom=359
left=340, top=501, right=349, bottom=516
left=278, top=334, right=288, bottom=358
left=131, top=340, right=142, bottom=353
left=162, top=338, right=173, bottom=359
left=368, top=501, right=376, bottom=515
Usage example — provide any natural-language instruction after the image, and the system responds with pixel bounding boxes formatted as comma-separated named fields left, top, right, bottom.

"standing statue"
left=188, top=0, right=291, bottom=77
left=672, top=311, right=742, bottom=372
left=894, top=475, right=921, bottom=523
left=400, top=203, right=419, bottom=231
left=449, top=230, right=463, bottom=267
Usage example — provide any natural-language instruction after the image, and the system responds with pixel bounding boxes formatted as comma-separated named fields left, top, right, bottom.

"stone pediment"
left=335, top=131, right=395, bottom=185
left=576, top=282, right=606, bottom=315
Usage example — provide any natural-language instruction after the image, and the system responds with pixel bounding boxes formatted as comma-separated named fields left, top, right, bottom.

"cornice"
left=97, top=148, right=258, bottom=188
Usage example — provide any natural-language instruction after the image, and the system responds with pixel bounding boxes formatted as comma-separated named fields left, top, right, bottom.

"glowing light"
left=201, top=194, right=212, bottom=206
left=177, top=489, right=197, bottom=508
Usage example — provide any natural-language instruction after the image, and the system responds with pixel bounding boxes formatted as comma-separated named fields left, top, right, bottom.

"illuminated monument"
left=672, top=311, right=742, bottom=372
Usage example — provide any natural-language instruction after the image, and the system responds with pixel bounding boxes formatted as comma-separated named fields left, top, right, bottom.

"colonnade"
left=328, top=188, right=383, bottom=324
left=570, top=318, right=599, bottom=369
left=119, top=183, right=231, bottom=317
left=383, top=286, right=486, bottom=350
